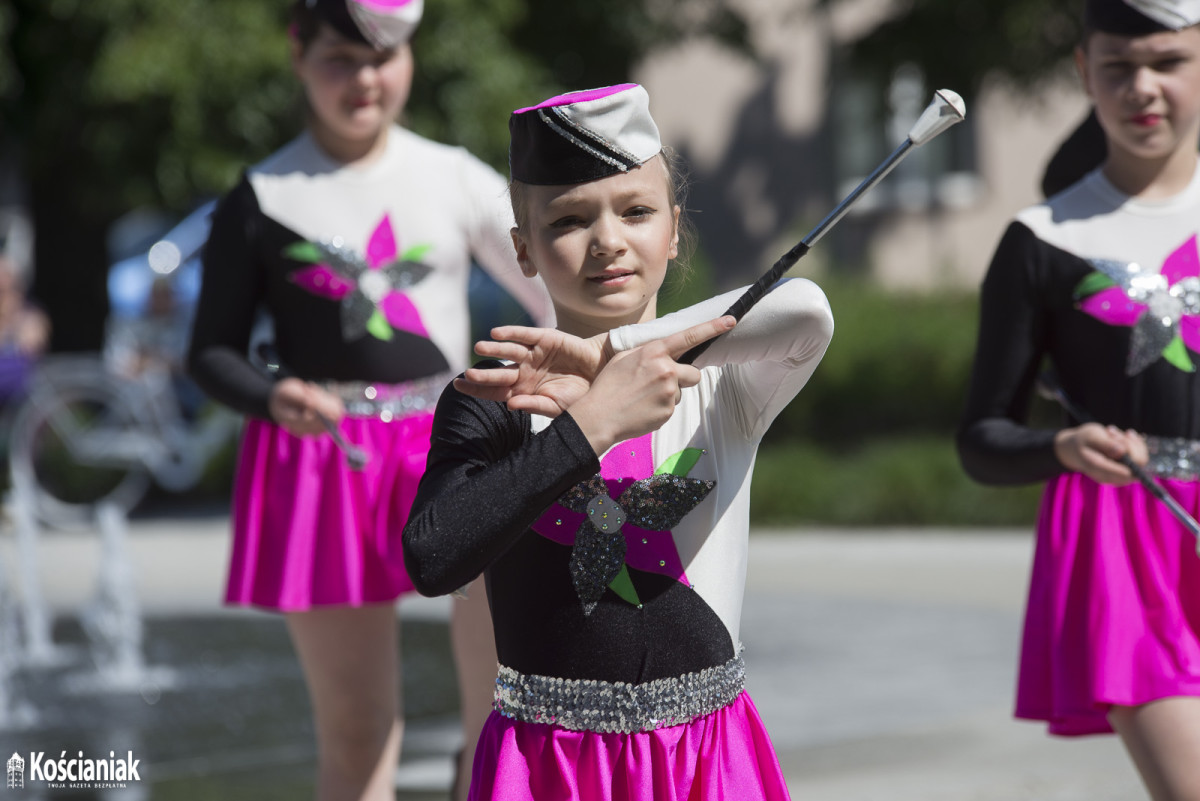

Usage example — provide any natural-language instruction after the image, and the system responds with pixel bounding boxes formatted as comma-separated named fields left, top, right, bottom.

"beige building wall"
left=634, top=0, right=1092, bottom=290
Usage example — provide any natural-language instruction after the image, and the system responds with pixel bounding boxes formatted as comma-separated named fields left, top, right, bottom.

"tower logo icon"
left=7, top=752, right=24, bottom=789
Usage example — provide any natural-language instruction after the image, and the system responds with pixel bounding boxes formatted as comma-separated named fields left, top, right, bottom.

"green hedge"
left=154, top=273, right=1058, bottom=527
left=751, top=437, right=1043, bottom=527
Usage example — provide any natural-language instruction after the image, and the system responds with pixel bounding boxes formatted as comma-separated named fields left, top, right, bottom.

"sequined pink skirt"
left=224, top=413, right=433, bottom=611
left=468, top=692, right=790, bottom=801
left=1016, top=472, right=1200, bottom=736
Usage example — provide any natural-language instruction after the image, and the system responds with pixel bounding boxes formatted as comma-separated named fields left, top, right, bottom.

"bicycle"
left=6, top=353, right=240, bottom=528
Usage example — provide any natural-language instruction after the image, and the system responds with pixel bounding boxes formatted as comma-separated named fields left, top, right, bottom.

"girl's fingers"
left=675, top=364, right=703, bottom=389
left=461, top=366, right=518, bottom=386
left=663, top=316, right=736, bottom=360
left=474, top=340, right=534, bottom=361
left=487, top=325, right=542, bottom=345
left=506, top=395, right=564, bottom=417
left=452, top=377, right=512, bottom=402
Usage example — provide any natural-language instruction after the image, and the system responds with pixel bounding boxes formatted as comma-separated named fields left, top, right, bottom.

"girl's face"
left=512, top=157, right=680, bottom=338
left=292, top=24, right=413, bottom=151
left=1077, top=26, right=1200, bottom=166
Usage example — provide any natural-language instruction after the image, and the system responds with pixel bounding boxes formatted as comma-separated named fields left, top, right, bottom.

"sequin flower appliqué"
left=1075, top=235, right=1200, bottom=375
left=285, top=213, right=432, bottom=342
left=531, top=433, right=715, bottom=615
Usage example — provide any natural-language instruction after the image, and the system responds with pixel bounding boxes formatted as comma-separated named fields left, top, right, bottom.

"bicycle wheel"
left=9, top=379, right=151, bottom=528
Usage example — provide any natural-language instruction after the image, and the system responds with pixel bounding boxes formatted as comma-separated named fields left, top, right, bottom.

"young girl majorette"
left=958, top=1, right=1200, bottom=797
left=402, top=83, right=834, bottom=800
left=187, top=2, right=552, bottom=798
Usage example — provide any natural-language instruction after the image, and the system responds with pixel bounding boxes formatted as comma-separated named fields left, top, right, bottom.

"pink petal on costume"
left=1162, top=235, right=1200, bottom=286
left=380, top=292, right=429, bottom=337
left=1079, top=287, right=1144, bottom=326
left=353, top=0, right=417, bottom=8
left=1181, top=315, right=1200, bottom=354
left=290, top=264, right=354, bottom=299
left=366, top=215, right=397, bottom=269
left=623, top=524, right=689, bottom=585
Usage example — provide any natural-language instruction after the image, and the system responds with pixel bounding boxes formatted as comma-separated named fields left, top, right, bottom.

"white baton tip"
left=908, top=89, right=967, bottom=146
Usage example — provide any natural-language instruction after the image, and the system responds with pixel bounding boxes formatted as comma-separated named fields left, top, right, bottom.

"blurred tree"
left=1, top=0, right=749, bottom=352
left=825, top=0, right=1085, bottom=95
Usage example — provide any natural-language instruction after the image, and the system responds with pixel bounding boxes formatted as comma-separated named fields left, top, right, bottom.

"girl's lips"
left=1130, top=113, right=1163, bottom=127
left=589, top=271, right=634, bottom=285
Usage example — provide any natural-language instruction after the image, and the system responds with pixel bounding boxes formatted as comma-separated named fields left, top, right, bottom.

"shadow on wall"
left=678, top=68, right=889, bottom=288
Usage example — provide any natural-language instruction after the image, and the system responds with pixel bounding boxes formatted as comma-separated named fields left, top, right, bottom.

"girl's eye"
left=550, top=216, right=583, bottom=229
left=624, top=207, right=655, bottom=220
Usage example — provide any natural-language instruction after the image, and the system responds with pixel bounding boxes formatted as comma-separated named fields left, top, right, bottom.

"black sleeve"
left=402, top=372, right=601, bottom=597
left=956, top=221, right=1065, bottom=485
left=186, top=176, right=275, bottom=420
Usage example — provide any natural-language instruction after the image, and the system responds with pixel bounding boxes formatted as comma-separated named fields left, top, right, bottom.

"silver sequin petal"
left=383, top=259, right=433, bottom=289
left=1128, top=311, right=1178, bottom=375
left=340, top=291, right=376, bottom=341
left=619, top=474, right=716, bottom=531
left=569, top=522, right=627, bottom=614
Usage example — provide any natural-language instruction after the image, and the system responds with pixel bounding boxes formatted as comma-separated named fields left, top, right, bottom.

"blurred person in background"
left=187, top=1, right=553, bottom=799
left=959, top=1, right=1200, bottom=797
left=0, top=245, right=49, bottom=413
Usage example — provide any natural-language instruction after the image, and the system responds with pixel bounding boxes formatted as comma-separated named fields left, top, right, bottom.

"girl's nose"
left=589, top=216, right=626, bottom=257
left=1128, top=66, right=1159, bottom=102
left=353, top=61, right=380, bottom=86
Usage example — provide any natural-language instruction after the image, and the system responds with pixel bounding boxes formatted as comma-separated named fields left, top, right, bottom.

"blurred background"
left=0, top=0, right=1092, bottom=526
left=0, top=1, right=1129, bottom=799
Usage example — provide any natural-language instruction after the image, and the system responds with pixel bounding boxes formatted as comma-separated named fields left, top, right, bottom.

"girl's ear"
left=511, top=228, right=537, bottom=277
left=1075, top=45, right=1093, bottom=99
left=668, top=205, right=681, bottom=260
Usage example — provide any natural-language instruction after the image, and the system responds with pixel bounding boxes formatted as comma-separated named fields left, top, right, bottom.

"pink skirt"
left=468, top=692, right=790, bottom=801
left=224, top=413, right=433, bottom=611
left=1017, top=472, right=1200, bottom=736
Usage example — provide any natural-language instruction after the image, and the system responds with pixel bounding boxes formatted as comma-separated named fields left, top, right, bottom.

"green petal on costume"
left=283, top=241, right=325, bottom=263
left=608, top=565, right=641, bottom=607
left=366, top=309, right=394, bottom=341
left=401, top=243, right=433, bottom=262
left=1163, top=335, right=1196, bottom=372
left=1073, top=271, right=1117, bottom=299
left=655, top=448, right=705, bottom=477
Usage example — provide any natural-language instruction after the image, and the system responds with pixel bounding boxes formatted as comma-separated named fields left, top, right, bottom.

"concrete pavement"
left=1, top=516, right=1149, bottom=799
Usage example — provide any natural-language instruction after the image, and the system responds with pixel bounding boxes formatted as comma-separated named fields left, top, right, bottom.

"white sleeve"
left=609, top=278, right=834, bottom=438
left=458, top=151, right=556, bottom=327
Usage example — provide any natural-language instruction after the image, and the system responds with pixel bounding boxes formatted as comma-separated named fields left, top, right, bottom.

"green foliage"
left=771, top=277, right=983, bottom=445
left=752, top=437, right=1043, bottom=526
left=827, top=0, right=1085, bottom=97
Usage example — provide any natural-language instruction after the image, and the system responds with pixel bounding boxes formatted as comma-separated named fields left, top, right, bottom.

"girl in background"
left=959, top=1, right=1200, bottom=797
left=188, top=2, right=551, bottom=798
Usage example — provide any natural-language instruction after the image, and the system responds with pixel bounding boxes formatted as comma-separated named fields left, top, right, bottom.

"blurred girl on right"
left=958, top=1, right=1200, bottom=798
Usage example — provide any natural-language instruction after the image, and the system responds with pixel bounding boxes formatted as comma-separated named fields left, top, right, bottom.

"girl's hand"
left=570, top=317, right=736, bottom=455
left=1054, top=423, right=1149, bottom=486
left=455, top=316, right=735, bottom=418
left=453, top=326, right=612, bottom=417
left=268, top=378, right=346, bottom=437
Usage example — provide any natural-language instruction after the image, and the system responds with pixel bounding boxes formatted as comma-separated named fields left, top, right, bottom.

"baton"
left=256, top=343, right=370, bottom=471
left=1036, top=373, right=1200, bottom=546
left=679, top=89, right=966, bottom=365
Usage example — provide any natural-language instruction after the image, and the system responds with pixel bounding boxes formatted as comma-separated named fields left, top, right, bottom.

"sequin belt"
left=1145, top=436, right=1200, bottom=481
left=493, top=654, right=746, bottom=733
left=321, top=371, right=452, bottom=421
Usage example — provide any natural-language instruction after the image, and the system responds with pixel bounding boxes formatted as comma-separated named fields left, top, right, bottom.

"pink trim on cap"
left=514, top=83, right=640, bottom=115
left=351, top=0, right=417, bottom=9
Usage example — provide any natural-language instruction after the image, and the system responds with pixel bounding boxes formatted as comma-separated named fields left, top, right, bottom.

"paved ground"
left=0, top=515, right=1149, bottom=799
